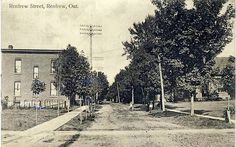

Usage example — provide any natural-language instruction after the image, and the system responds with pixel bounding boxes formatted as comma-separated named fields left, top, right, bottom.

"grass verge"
left=2, top=108, right=66, bottom=131
left=150, top=111, right=234, bottom=129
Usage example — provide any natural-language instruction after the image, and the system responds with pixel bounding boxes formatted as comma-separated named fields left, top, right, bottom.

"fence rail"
left=7, top=98, right=70, bottom=110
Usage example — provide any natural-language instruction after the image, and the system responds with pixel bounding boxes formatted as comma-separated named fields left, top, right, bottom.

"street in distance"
left=8, top=4, right=78, bottom=9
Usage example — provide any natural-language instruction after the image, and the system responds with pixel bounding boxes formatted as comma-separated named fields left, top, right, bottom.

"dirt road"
left=3, top=103, right=234, bottom=147
left=70, top=103, right=235, bottom=147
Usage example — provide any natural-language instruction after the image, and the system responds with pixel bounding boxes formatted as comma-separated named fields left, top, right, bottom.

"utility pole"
left=80, top=24, right=102, bottom=107
left=157, top=54, right=165, bottom=111
left=80, top=24, right=102, bottom=68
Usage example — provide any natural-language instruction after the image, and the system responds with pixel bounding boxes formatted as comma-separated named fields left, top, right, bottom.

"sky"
left=1, top=0, right=235, bottom=84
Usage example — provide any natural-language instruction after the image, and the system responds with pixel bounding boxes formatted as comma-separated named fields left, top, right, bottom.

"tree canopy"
left=31, top=79, right=46, bottom=95
left=54, top=44, right=109, bottom=105
left=109, top=0, right=234, bottom=103
left=55, top=45, right=91, bottom=104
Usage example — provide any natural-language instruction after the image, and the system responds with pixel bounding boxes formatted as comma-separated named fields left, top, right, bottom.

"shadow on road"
left=149, top=111, right=186, bottom=118
left=59, top=134, right=80, bottom=147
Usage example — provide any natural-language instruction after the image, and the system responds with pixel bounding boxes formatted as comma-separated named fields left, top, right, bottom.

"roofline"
left=1, top=49, right=64, bottom=54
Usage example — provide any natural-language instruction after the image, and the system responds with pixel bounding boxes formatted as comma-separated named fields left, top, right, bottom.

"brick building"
left=1, top=47, right=67, bottom=104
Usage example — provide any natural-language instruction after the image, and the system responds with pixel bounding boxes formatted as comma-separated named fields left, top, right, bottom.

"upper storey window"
left=15, top=59, right=21, bottom=73
left=51, top=60, right=56, bottom=73
left=33, top=66, right=39, bottom=79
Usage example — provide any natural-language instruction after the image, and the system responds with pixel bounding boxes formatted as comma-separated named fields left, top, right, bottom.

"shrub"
left=1, top=96, right=9, bottom=109
left=207, top=91, right=220, bottom=101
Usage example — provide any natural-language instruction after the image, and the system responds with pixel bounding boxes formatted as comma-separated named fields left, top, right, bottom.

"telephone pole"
left=158, top=54, right=165, bottom=111
left=80, top=24, right=102, bottom=68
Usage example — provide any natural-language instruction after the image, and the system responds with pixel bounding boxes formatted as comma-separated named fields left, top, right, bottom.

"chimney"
left=8, top=45, right=13, bottom=49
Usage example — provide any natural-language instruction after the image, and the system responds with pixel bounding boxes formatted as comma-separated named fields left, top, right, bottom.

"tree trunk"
left=173, top=88, right=177, bottom=102
left=131, top=86, right=134, bottom=111
left=70, top=94, right=76, bottom=106
left=190, top=93, right=194, bottom=116
left=141, top=87, right=145, bottom=104
left=117, top=83, right=120, bottom=103
left=152, top=98, right=155, bottom=110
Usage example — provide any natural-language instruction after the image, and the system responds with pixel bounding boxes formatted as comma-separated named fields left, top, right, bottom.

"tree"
left=221, top=56, right=235, bottom=98
left=106, top=82, right=117, bottom=102
left=97, top=72, right=109, bottom=101
left=89, top=71, right=109, bottom=103
left=31, top=79, right=46, bottom=95
left=122, top=0, right=234, bottom=103
left=31, top=78, right=46, bottom=124
left=55, top=44, right=91, bottom=105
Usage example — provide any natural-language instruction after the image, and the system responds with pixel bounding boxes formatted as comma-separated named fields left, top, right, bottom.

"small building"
left=1, top=47, right=67, bottom=106
left=195, top=57, right=232, bottom=101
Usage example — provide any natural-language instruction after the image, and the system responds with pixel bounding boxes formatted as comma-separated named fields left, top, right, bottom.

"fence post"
left=57, top=99, right=60, bottom=116
left=67, top=100, right=69, bottom=112
left=35, top=102, right=38, bottom=125
left=190, top=94, right=194, bottom=116
left=85, top=107, right=88, bottom=120
left=80, top=112, right=83, bottom=124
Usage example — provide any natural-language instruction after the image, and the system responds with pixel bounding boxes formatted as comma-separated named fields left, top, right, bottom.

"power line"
left=80, top=24, right=102, bottom=69
left=94, top=49, right=122, bottom=54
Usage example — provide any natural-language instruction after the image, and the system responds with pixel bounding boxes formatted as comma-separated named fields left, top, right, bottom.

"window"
left=51, top=60, right=56, bottom=73
left=15, top=59, right=21, bottom=73
left=14, top=82, right=21, bottom=96
left=50, top=82, right=57, bottom=96
left=33, top=66, right=39, bottom=79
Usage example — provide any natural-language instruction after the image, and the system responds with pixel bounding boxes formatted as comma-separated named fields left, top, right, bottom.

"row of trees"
left=31, top=45, right=109, bottom=105
left=54, top=44, right=109, bottom=105
left=107, top=0, right=235, bottom=104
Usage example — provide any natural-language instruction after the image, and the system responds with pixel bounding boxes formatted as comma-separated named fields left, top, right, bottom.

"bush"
left=207, top=91, right=221, bottom=101
left=1, top=96, right=9, bottom=109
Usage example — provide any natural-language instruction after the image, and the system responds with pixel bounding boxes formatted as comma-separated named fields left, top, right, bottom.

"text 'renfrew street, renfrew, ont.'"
left=8, top=3, right=79, bottom=9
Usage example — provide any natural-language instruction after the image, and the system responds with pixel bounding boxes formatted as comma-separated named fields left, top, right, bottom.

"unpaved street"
left=3, top=103, right=234, bottom=147
left=70, top=103, right=235, bottom=147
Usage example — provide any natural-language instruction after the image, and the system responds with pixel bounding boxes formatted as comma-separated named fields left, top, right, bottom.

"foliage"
left=207, top=90, right=220, bottom=101
left=54, top=44, right=91, bottom=104
left=31, top=79, right=46, bottom=95
left=90, top=71, right=109, bottom=101
left=221, top=56, right=235, bottom=98
left=106, top=82, right=117, bottom=101
left=110, top=0, right=235, bottom=103
left=1, top=96, right=9, bottom=109
left=97, top=72, right=109, bottom=101
left=55, top=44, right=109, bottom=105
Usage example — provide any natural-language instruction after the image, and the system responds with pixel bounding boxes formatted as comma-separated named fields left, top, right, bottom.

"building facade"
left=1, top=48, right=66, bottom=103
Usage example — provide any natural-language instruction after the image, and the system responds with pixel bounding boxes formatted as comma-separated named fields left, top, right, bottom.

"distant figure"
left=129, top=102, right=133, bottom=110
left=85, top=96, right=92, bottom=105
left=149, top=103, right=153, bottom=113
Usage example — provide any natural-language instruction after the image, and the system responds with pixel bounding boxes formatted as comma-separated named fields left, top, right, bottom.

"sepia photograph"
left=1, top=0, right=235, bottom=146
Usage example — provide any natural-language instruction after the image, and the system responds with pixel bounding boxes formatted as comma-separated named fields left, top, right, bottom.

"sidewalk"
left=3, top=105, right=89, bottom=145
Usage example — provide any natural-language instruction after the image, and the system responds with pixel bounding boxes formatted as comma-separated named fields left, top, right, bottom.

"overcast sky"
left=2, top=0, right=235, bottom=83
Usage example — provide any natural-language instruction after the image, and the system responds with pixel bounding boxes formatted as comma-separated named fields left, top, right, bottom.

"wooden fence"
left=9, top=98, right=70, bottom=110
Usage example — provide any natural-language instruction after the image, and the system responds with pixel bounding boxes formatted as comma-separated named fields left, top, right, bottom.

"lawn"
left=166, top=100, right=235, bottom=119
left=150, top=111, right=234, bottom=129
left=1, top=108, right=67, bottom=131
